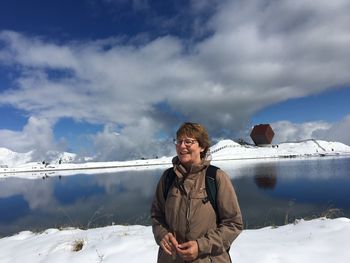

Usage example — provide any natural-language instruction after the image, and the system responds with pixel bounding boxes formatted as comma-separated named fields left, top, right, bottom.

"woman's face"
left=175, top=136, right=204, bottom=169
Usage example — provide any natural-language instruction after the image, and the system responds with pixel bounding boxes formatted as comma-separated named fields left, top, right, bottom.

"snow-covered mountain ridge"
left=0, top=148, right=78, bottom=168
left=1, top=139, right=350, bottom=176
left=210, top=139, right=350, bottom=160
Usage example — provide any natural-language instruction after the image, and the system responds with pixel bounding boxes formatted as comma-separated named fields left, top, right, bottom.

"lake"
left=0, top=156, right=349, bottom=237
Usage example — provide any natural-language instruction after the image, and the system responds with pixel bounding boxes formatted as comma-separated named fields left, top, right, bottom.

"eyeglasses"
left=173, top=138, right=198, bottom=146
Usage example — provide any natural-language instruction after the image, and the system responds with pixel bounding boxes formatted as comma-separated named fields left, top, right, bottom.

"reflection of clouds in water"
left=93, top=168, right=164, bottom=198
left=0, top=167, right=165, bottom=225
left=0, top=178, right=57, bottom=209
left=235, top=176, right=321, bottom=228
left=273, top=157, right=350, bottom=180
left=214, top=157, right=350, bottom=180
left=213, top=159, right=277, bottom=179
left=0, top=158, right=348, bottom=234
left=221, top=160, right=345, bottom=227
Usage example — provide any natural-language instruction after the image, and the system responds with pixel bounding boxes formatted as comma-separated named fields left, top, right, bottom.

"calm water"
left=0, top=157, right=349, bottom=237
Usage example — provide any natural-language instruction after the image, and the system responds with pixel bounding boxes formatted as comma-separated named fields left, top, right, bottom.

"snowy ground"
left=0, top=217, right=349, bottom=263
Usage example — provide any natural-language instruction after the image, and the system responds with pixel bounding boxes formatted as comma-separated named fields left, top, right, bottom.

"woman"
left=151, top=122, right=243, bottom=262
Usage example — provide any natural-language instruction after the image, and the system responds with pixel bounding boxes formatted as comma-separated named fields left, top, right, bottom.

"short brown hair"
left=176, top=122, right=211, bottom=159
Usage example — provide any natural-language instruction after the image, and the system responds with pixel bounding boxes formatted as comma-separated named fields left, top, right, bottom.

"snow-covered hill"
left=0, top=148, right=34, bottom=167
left=0, top=148, right=78, bottom=168
left=1, top=139, right=350, bottom=177
left=211, top=139, right=350, bottom=160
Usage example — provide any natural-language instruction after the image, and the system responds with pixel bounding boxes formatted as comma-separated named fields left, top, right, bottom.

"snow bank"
left=0, top=217, right=349, bottom=263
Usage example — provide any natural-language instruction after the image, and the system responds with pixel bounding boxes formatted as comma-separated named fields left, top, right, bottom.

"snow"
left=0, top=218, right=349, bottom=263
left=1, top=139, right=350, bottom=262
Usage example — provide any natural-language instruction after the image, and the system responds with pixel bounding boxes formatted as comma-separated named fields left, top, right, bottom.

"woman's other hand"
left=177, top=240, right=199, bottom=261
left=160, top=232, right=178, bottom=256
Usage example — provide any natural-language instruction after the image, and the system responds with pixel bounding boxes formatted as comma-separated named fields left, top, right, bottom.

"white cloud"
left=314, top=114, right=350, bottom=146
left=269, top=120, right=331, bottom=143
left=268, top=115, right=350, bottom=146
left=0, top=32, right=187, bottom=124
left=0, top=117, right=64, bottom=159
left=1, top=0, right=350, bottom=159
left=92, top=117, right=175, bottom=161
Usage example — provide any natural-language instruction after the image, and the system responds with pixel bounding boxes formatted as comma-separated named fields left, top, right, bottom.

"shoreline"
left=1, top=153, right=349, bottom=177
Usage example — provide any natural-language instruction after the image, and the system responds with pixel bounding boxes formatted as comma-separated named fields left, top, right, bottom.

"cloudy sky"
left=0, top=0, right=350, bottom=161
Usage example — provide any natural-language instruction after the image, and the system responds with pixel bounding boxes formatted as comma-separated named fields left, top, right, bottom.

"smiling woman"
left=151, top=122, right=243, bottom=263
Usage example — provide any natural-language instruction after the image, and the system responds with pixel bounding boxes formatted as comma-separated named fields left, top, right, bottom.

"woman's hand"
left=177, top=240, right=199, bottom=261
left=160, top=233, right=178, bottom=256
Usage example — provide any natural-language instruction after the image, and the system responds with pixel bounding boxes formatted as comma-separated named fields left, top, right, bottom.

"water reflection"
left=254, top=174, right=277, bottom=189
left=0, top=157, right=349, bottom=236
left=254, top=164, right=277, bottom=189
left=0, top=168, right=164, bottom=237
left=216, top=157, right=350, bottom=227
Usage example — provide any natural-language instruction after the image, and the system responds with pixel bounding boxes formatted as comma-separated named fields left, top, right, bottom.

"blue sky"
left=0, top=0, right=350, bottom=161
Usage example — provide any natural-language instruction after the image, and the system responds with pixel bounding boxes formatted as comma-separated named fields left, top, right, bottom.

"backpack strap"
left=205, top=166, right=231, bottom=254
left=163, top=168, right=176, bottom=200
left=205, top=165, right=219, bottom=220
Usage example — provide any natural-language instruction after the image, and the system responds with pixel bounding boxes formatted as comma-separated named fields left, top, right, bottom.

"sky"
left=0, top=0, right=350, bottom=161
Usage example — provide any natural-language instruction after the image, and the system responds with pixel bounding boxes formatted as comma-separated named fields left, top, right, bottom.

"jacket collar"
left=172, top=156, right=210, bottom=176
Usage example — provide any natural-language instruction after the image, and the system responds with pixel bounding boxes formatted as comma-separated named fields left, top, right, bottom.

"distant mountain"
left=0, top=148, right=33, bottom=167
left=0, top=148, right=78, bottom=167
left=211, top=139, right=350, bottom=160
left=1, top=139, right=350, bottom=171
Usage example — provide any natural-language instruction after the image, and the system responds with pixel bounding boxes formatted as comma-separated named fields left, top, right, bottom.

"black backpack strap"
left=206, top=165, right=231, bottom=254
left=163, top=168, right=176, bottom=200
left=205, top=165, right=219, bottom=220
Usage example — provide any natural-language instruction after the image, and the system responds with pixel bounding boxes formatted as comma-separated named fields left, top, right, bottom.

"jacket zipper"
left=186, top=194, right=191, bottom=234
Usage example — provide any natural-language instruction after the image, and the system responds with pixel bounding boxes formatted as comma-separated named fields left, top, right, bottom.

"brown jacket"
left=151, top=157, right=243, bottom=262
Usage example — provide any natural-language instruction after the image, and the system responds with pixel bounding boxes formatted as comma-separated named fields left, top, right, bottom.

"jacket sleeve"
left=150, top=171, right=170, bottom=245
left=196, top=169, right=243, bottom=256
